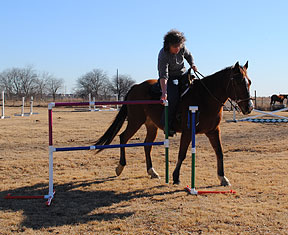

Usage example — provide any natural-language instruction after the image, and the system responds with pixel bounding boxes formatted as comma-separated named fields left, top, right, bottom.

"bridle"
left=193, top=69, right=252, bottom=110
left=228, top=72, right=252, bottom=105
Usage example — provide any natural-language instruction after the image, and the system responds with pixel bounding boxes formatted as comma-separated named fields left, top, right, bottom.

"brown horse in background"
left=270, top=94, right=288, bottom=105
left=95, top=61, right=253, bottom=186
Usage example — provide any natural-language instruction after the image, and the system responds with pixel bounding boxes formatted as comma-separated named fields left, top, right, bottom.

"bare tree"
left=0, top=66, right=37, bottom=99
left=0, top=69, right=14, bottom=98
left=99, top=79, right=114, bottom=100
left=110, top=73, right=136, bottom=100
left=35, top=71, right=51, bottom=99
left=18, top=66, right=38, bottom=97
left=46, top=76, right=63, bottom=101
left=75, top=69, right=109, bottom=99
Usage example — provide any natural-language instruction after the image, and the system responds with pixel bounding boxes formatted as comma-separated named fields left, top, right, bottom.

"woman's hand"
left=161, top=92, right=167, bottom=101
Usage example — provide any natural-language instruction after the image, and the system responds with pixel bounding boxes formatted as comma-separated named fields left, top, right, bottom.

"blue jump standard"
left=54, top=141, right=165, bottom=152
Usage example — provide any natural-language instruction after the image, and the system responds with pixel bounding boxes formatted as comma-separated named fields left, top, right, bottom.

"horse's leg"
left=116, top=119, right=144, bottom=176
left=144, top=121, right=159, bottom=179
left=205, top=128, right=231, bottom=186
left=172, top=130, right=191, bottom=184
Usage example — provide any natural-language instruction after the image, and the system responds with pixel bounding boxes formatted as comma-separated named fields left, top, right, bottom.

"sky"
left=0, top=0, right=287, bottom=96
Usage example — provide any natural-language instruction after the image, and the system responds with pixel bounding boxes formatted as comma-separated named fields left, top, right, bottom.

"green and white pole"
left=164, top=100, right=169, bottom=184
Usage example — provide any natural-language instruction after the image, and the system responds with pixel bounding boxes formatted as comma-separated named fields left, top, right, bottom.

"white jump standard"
left=1, top=91, right=10, bottom=119
left=14, top=96, right=39, bottom=117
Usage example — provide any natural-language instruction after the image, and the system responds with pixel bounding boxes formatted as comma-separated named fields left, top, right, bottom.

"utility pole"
left=116, top=69, right=119, bottom=101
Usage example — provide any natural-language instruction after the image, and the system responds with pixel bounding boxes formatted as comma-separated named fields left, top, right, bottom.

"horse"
left=270, top=94, right=287, bottom=105
left=95, top=61, right=253, bottom=186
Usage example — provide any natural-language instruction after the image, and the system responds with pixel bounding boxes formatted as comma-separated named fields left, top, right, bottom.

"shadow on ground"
left=0, top=176, right=182, bottom=230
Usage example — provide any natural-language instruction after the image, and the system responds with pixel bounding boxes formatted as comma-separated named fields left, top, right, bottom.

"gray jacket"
left=158, top=45, right=195, bottom=80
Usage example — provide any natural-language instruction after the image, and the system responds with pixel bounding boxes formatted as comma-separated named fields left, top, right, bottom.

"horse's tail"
left=94, top=103, right=127, bottom=153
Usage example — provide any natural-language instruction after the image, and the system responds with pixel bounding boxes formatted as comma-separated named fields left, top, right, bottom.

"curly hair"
left=163, top=29, right=186, bottom=52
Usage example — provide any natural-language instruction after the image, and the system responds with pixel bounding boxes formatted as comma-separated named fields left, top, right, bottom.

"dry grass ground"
left=0, top=106, right=287, bottom=234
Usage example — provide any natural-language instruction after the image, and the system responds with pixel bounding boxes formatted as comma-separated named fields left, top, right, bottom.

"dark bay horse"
left=95, top=61, right=253, bottom=186
left=270, top=94, right=287, bottom=105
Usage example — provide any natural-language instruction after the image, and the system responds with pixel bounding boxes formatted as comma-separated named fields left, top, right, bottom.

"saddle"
left=149, top=68, right=199, bottom=132
left=150, top=68, right=195, bottom=99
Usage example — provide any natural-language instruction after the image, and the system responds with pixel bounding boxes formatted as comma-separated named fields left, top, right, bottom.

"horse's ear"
left=244, top=61, right=248, bottom=69
left=233, top=61, right=240, bottom=72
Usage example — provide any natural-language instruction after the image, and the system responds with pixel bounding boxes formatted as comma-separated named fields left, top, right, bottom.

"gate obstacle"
left=185, top=106, right=236, bottom=195
left=5, top=100, right=169, bottom=206
left=227, top=106, right=288, bottom=123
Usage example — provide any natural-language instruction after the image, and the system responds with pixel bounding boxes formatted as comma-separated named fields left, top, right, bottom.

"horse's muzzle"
left=243, top=100, right=254, bottom=115
left=238, top=99, right=253, bottom=115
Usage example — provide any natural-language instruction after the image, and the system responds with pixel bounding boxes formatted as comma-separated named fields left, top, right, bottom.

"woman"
left=158, top=29, right=198, bottom=136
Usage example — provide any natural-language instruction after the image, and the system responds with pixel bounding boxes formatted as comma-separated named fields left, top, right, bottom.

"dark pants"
left=160, top=78, right=180, bottom=130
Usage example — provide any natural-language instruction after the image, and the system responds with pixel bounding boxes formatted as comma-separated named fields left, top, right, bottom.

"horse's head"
left=280, top=94, right=288, bottom=99
left=228, top=61, right=253, bottom=115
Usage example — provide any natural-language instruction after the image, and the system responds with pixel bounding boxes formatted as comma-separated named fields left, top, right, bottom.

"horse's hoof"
left=218, top=176, right=231, bottom=186
left=148, top=168, right=160, bottom=179
left=116, top=164, right=124, bottom=176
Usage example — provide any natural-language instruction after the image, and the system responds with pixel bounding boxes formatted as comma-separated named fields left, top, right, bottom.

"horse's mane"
left=189, top=66, right=233, bottom=98
left=201, top=66, right=232, bottom=82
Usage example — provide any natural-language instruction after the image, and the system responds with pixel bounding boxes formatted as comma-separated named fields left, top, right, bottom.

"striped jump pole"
left=185, top=106, right=236, bottom=195
left=5, top=100, right=169, bottom=206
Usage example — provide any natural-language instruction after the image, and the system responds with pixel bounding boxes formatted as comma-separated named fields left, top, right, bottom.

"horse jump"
left=14, top=96, right=38, bottom=117
left=238, top=107, right=288, bottom=123
left=5, top=100, right=169, bottom=206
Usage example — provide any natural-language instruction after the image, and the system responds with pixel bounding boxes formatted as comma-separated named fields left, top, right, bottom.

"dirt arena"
left=0, top=106, right=287, bottom=234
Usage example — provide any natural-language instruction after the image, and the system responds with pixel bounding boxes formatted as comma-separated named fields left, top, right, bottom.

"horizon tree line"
left=0, top=66, right=136, bottom=101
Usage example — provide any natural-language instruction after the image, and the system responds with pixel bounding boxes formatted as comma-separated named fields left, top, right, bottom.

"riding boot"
left=161, top=110, right=176, bottom=137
